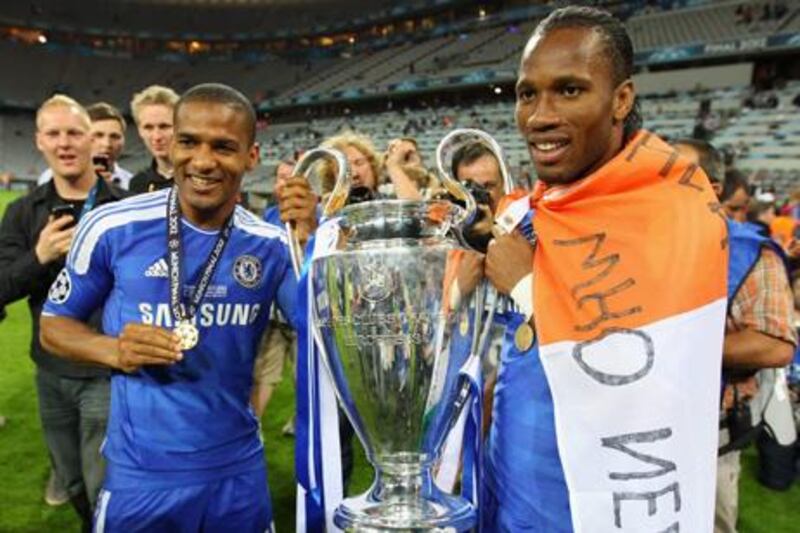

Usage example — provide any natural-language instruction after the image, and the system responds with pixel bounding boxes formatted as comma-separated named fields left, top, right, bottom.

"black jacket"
left=128, top=159, right=173, bottom=195
left=0, top=178, right=123, bottom=378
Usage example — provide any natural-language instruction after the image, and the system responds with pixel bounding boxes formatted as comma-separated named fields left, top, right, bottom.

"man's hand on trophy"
left=277, top=176, right=319, bottom=244
left=485, top=231, right=534, bottom=296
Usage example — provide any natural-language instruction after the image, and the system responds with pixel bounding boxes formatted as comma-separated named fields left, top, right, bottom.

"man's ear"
left=246, top=143, right=259, bottom=172
left=613, top=79, right=635, bottom=124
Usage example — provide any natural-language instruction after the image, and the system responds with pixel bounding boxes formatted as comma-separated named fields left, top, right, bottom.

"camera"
left=445, top=180, right=492, bottom=222
left=346, top=185, right=377, bottom=206
left=439, top=180, right=493, bottom=252
left=92, top=154, right=112, bottom=173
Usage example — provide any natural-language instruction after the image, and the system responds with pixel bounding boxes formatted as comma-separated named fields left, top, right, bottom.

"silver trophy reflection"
left=289, top=131, right=508, bottom=530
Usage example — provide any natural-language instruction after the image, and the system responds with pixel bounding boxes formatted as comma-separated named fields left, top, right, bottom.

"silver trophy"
left=290, top=133, right=504, bottom=530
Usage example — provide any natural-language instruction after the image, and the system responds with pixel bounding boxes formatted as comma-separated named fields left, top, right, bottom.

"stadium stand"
left=0, top=0, right=798, bottom=196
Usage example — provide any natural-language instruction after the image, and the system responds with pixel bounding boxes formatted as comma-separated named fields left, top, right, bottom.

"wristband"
left=510, top=273, right=534, bottom=320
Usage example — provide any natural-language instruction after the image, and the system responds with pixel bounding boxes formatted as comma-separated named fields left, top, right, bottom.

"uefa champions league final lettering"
left=167, top=186, right=233, bottom=351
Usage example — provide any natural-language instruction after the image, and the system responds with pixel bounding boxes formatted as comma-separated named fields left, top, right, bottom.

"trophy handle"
left=437, top=281, right=498, bottom=457
left=435, top=134, right=476, bottom=229
left=436, top=126, right=520, bottom=308
left=435, top=128, right=515, bottom=228
left=438, top=128, right=515, bottom=194
left=285, top=147, right=352, bottom=278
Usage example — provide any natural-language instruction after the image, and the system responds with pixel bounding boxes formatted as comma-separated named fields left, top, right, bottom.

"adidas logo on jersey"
left=144, top=258, right=169, bottom=278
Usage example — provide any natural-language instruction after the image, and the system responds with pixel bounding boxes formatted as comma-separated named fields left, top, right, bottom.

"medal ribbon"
left=166, top=186, right=234, bottom=326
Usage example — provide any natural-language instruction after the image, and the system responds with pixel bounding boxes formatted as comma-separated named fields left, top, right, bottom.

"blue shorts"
left=93, top=468, right=273, bottom=533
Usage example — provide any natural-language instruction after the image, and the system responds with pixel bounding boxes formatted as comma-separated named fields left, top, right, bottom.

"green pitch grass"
left=0, top=189, right=797, bottom=531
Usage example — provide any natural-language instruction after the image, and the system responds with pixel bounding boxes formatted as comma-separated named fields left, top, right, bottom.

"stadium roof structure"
left=0, top=0, right=469, bottom=39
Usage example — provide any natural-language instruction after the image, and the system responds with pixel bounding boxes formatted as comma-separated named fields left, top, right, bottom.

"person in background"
left=37, top=102, right=133, bottom=190
left=128, top=85, right=179, bottom=194
left=252, top=153, right=299, bottom=435
left=382, top=137, right=439, bottom=199
left=85, top=102, right=133, bottom=190
left=674, top=137, right=796, bottom=533
left=0, top=95, right=123, bottom=531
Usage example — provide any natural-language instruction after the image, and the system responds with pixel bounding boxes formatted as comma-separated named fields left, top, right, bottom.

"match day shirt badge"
left=233, top=255, right=262, bottom=289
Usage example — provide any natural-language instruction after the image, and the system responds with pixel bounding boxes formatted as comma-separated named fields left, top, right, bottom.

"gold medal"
left=514, top=322, right=535, bottom=352
left=175, top=320, right=199, bottom=351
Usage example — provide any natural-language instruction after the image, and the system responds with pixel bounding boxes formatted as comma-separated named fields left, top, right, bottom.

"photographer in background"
left=0, top=95, right=122, bottom=532
left=452, top=142, right=506, bottom=253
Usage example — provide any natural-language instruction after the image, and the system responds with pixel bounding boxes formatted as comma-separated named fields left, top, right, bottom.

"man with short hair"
left=128, top=85, right=179, bottom=194
left=720, top=169, right=751, bottom=223
left=448, top=141, right=508, bottom=256
left=37, top=102, right=133, bottom=190
left=383, top=137, right=433, bottom=199
left=86, top=102, right=133, bottom=189
left=674, top=138, right=795, bottom=533
left=251, top=154, right=299, bottom=424
left=483, top=7, right=730, bottom=530
left=41, top=83, right=296, bottom=532
left=452, top=141, right=505, bottom=212
left=0, top=94, right=122, bottom=531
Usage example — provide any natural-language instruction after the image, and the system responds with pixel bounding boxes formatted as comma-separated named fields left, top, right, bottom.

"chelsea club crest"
left=233, top=255, right=262, bottom=289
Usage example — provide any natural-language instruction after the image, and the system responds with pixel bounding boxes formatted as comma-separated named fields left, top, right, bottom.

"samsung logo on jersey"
left=139, top=303, right=262, bottom=328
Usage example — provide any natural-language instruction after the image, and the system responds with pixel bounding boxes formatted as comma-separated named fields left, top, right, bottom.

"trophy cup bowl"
left=311, top=198, right=483, bottom=530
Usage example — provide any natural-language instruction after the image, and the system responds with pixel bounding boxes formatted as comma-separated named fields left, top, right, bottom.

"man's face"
left=171, top=101, right=257, bottom=223
left=36, top=105, right=93, bottom=181
left=90, top=118, right=125, bottom=164
left=396, top=139, right=422, bottom=167
left=343, top=145, right=377, bottom=191
left=137, top=104, right=174, bottom=160
left=674, top=143, right=722, bottom=197
left=456, top=154, right=504, bottom=213
left=275, top=161, right=294, bottom=190
left=723, top=187, right=749, bottom=223
left=515, top=26, right=633, bottom=185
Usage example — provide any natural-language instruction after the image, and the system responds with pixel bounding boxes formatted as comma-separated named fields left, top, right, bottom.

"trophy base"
left=333, top=491, right=475, bottom=532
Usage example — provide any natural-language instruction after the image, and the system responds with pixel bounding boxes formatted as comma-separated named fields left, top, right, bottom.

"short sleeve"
left=42, top=213, right=114, bottom=321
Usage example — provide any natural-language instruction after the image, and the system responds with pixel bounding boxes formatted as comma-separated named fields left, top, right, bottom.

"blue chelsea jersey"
left=43, top=189, right=297, bottom=488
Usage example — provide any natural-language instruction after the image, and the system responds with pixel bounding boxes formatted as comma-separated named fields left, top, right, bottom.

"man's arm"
left=724, top=246, right=796, bottom=369
left=277, top=176, right=319, bottom=246
left=40, top=315, right=119, bottom=368
left=383, top=139, right=423, bottom=201
left=275, top=257, right=300, bottom=331
left=0, top=199, right=71, bottom=308
left=384, top=165, right=423, bottom=201
left=39, top=206, right=182, bottom=373
left=41, top=316, right=182, bottom=373
left=722, top=328, right=794, bottom=369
